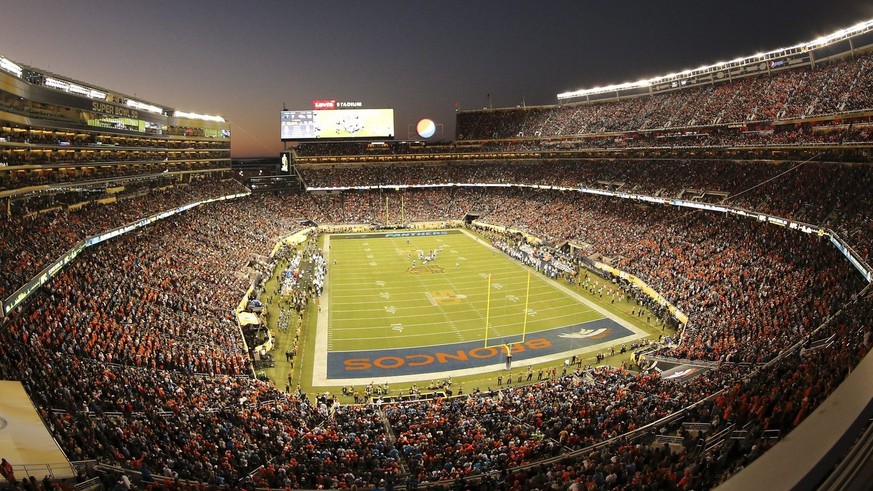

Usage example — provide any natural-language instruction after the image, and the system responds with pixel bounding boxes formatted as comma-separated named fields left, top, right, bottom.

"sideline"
left=312, top=235, right=331, bottom=386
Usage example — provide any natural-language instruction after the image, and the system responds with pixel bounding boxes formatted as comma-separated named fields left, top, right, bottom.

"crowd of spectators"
left=0, top=121, right=230, bottom=190
left=0, top=126, right=228, bottom=173
left=487, top=286, right=872, bottom=491
left=2, top=28, right=870, bottom=491
left=0, top=160, right=229, bottom=191
left=293, top=123, right=873, bottom=161
left=292, top=52, right=873, bottom=162
left=456, top=51, right=873, bottom=141
left=383, top=365, right=727, bottom=485
left=0, top=124, right=228, bottom=150
left=438, top=188, right=861, bottom=363
left=297, top=159, right=873, bottom=263
left=242, top=175, right=869, bottom=363
left=0, top=177, right=868, bottom=489
left=0, top=176, right=246, bottom=299
left=194, top=184, right=864, bottom=368
left=0, top=144, right=870, bottom=490
left=2, top=282, right=867, bottom=489
left=0, top=147, right=227, bottom=169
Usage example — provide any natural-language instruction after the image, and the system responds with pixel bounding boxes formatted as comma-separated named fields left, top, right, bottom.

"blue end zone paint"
left=327, top=318, right=633, bottom=378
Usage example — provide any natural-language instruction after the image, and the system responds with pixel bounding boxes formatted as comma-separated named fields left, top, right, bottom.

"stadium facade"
left=0, top=52, right=231, bottom=208
left=1, top=17, right=873, bottom=491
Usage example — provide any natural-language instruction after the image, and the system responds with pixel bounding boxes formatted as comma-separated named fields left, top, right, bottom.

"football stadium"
left=1, top=6, right=873, bottom=491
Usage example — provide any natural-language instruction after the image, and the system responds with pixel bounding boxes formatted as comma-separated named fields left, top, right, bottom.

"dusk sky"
left=2, top=0, right=872, bottom=157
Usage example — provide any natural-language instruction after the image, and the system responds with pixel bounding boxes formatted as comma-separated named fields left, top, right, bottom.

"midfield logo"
left=407, top=264, right=445, bottom=275
left=425, top=290, right=468, bottom=306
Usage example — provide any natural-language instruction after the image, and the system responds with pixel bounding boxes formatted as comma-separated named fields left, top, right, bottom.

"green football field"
left=326, top=229, right=605, bottom=352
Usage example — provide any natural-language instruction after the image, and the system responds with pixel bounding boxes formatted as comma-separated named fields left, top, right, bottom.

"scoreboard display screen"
left=281, top=109, right=394, bottom=140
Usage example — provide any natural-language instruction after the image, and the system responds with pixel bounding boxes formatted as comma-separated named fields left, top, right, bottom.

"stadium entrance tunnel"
left=463, top=212, right=481, bottom=224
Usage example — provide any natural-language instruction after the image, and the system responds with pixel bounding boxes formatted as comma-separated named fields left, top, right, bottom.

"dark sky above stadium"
left=1, top=0, right=872, bottom=157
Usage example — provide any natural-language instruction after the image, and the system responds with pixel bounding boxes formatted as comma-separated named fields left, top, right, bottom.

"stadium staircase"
left=376, top=406, right=409, bottom=476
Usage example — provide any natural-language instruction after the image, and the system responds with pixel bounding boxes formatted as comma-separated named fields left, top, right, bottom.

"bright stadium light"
left=173, top=110, right=225, bottom=122
left=44, top=76, right=106, bottom=99
left=557, top=17, right=873, bottom=100
left=67, top=82, right=91, bottom=96
left=0, top=56, right=22, bottom=77
left=127, top=99, right=164, bottom=114
left=45, top=77, right=69, bottom=91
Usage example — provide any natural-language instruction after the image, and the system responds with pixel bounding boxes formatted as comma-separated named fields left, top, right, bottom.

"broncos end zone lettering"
left=344, top=337, right=552, bottom=371
left=326, top=318, right=635, bottom=379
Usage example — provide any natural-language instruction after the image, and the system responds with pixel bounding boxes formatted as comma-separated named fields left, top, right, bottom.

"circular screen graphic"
left=416, top=118, right=436, bottom=139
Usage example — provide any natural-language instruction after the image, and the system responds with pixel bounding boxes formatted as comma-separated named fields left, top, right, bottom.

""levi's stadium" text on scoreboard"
left=311, top=100, right=364, bottom=110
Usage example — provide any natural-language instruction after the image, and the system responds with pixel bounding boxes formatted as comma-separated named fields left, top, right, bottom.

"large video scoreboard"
left=281, top=100, right=394, bottom=141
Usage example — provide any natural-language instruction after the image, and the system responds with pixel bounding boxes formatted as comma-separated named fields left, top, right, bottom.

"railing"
left=644, top=354, right=720, bottom=368
left=817, top=417, right=873, bottom=490
left=8, top=459, right=95, bottom=480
